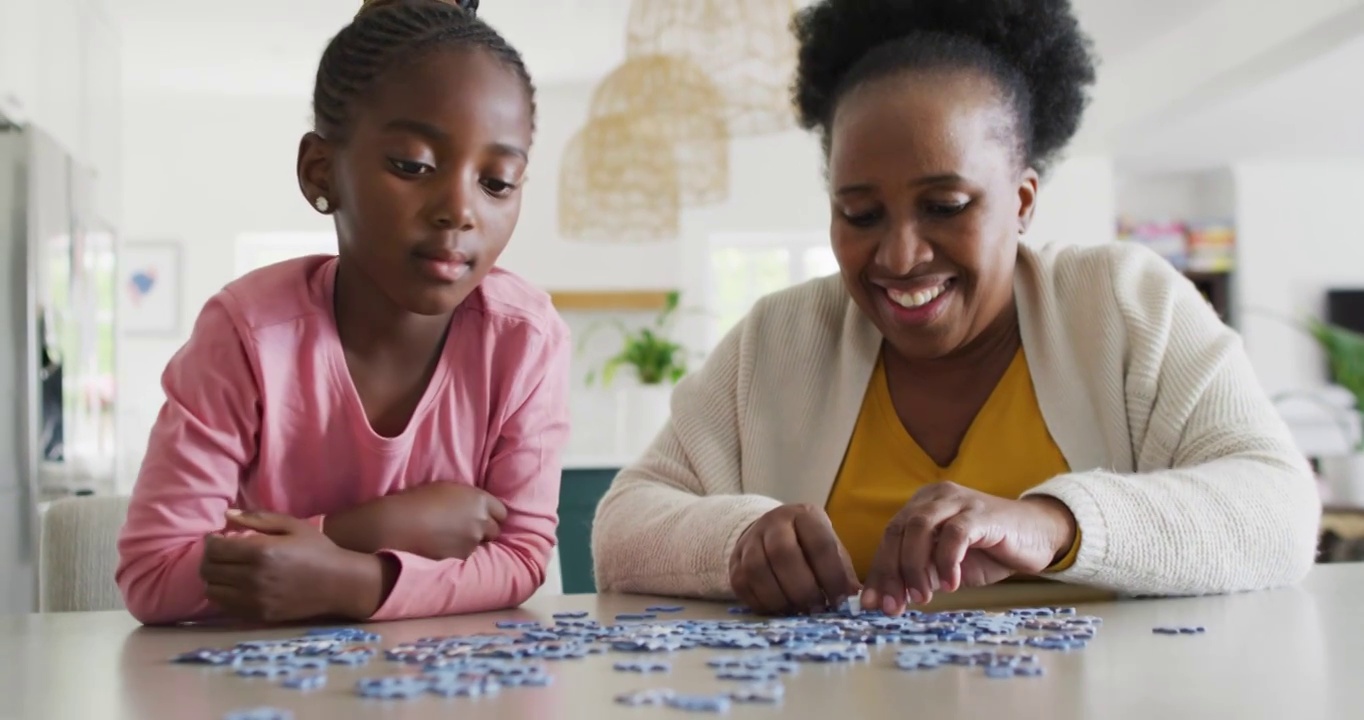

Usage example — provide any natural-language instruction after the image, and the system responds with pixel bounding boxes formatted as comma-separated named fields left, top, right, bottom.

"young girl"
left=115, top=0, right=568, bottom=625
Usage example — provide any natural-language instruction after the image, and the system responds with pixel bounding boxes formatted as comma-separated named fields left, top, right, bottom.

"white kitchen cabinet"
left=4, top=0, right=122, bottom=221
left=33, top=0, right=86, bottom=158
left=0, top=0, right=41, bottom=124
left=82, top=10, right=122, bottom=225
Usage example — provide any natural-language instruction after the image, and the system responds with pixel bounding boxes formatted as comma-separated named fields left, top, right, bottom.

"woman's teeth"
left=888, top=283, right=947, bottom=309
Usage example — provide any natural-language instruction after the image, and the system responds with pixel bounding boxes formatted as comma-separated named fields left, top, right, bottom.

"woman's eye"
left=841, top=209, right=883, bottom=228
left=389, top=159, right=433, bottom=176
left=925, top=201, right=968, bottom=217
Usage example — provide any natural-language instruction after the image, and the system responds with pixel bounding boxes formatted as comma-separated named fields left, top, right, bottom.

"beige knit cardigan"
left=590, top=241, right=1323, bottom=599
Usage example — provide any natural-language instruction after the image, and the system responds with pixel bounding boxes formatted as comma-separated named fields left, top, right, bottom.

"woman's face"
left=827, top=68, right=1038, bottom=362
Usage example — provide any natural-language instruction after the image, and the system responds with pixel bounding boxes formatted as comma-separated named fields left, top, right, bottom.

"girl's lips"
left=415, top=257, right=471, bottom=283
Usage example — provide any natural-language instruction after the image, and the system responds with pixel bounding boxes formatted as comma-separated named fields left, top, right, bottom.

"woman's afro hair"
left=791, top=0, right=1098, bottom=174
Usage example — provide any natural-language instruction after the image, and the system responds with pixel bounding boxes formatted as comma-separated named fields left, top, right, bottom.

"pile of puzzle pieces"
left=180, top=601, right=1203, bottom=717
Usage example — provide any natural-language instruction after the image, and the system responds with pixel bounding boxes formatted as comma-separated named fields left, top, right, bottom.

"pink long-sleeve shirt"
left=115, top=255, right=570, bottom=625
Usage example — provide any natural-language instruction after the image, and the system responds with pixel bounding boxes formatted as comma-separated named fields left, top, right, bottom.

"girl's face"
left=827, top=68, right=1038, bottom=362
left=300, top=47, right=533, bottom=316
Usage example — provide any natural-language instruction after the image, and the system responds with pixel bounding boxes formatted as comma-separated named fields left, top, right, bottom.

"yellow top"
left=826, top=347, right=1080, bottom=581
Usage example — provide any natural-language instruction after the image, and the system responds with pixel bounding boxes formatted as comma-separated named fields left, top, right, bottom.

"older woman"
left=591, top=0, right=1322, bottom=617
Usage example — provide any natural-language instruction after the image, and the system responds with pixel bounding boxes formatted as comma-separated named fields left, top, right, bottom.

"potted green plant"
left=1306, top=318, right=1364, bottom=504
left=583, top=291, right=689, bottom=387
left=1307, top=319, right=1364, bottom=424
left=580, top=291, right=692, bottom=456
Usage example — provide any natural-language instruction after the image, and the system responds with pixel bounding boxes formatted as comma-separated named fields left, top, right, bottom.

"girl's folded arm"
left=114, top=296, right=272, bottom=625
left=365, top=323, right=571, bottom=621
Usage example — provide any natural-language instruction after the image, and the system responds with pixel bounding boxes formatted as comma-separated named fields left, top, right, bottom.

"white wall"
left=115, top=91, right=327, bottom=486
left=500, top=82, right=683, bottom=291
left=1233, top=160, right=1364, bottom=397
left=1026, top=155, right=1117, bottom=248
left=1116, top=168, right=1235, bottom=223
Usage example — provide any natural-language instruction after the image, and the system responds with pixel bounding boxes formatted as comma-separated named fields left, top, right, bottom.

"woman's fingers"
left=932, top=514, right=980, bottom=593
left=862, top=526, right=906, bottom=615
left=764, top=522, right=825, bottom=611
left=896, top=500, right=959, bottom=606
left=740, top=539, right=792, bottom=614
left=793, top=510, right=861, bottom=607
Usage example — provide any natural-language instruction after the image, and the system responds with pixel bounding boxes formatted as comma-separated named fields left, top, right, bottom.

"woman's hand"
left=728, top=503, right=861, bottom=615
left=861, top=482, right=1076, bottom=616
left=323, top=482, right=508, bottom=561
left=199, top=510, right=395, bottom=622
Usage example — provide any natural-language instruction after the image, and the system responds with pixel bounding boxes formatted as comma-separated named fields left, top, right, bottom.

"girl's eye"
left=389, top=159, right=433, bottom=176
left=482, top=178, right=519, bottom=198
left=841, top=208, right=883, bottom=228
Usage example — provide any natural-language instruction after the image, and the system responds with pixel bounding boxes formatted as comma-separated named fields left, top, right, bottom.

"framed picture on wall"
left=120, top=241, right=182, bottom=336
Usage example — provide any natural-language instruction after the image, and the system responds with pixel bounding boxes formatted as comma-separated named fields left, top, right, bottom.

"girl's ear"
left=297, top=132, right=336, bottom=214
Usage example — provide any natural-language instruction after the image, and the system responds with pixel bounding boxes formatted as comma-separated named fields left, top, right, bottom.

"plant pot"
left=615, top=382, right=675, bottom=459
left=1318, top=452, right=1364, bottom=507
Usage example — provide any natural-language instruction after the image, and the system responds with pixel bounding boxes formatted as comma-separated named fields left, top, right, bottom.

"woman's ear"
left=1016, top=166, right=1040, bottom=235
left=297, top=132, right=336, bottom=214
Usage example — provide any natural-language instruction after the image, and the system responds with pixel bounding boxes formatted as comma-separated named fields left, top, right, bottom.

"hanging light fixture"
left=558, top=114, right=681, bottom=243
left=587, top=54, right=729, bottom=206
left=625, top=0, right=799, bottom=137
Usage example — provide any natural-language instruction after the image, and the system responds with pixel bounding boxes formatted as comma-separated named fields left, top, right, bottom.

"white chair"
left=535, top=545, right=564, bottom=599
left=37, top=494, right=563, bottom=613
left=38, top=495, right=129, bottom=612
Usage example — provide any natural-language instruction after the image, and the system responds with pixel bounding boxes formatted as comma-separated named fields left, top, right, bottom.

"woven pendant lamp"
left=588, top=54, right=729, bottom=206
left=558, top=114, right=681, bottom=243
left=625, top=0, right=799, bottom=137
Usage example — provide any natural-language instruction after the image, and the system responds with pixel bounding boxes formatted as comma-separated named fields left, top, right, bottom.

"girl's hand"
left=200, top=510, right=393, bottom=622
left=860, top=482, right=1076, bottom=616
left=323, top=482, right=508, bottom=560
left=728, top=503, right=861, bottom=615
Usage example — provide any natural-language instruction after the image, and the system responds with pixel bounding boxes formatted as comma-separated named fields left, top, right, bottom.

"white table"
left=2, top=565, right=1362, bottom=719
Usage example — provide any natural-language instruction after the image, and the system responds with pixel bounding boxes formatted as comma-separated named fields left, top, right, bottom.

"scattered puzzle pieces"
left=173, top=604, right=1195, bottom=708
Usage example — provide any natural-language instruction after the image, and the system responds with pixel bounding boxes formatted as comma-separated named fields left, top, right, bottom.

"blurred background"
left=5, top=0, right=1364, bottom=606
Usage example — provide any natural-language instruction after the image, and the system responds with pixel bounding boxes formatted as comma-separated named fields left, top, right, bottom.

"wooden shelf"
left=548, top=290, right=673, bottom=312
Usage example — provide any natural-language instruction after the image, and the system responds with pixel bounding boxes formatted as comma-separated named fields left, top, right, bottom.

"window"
left=40, top=228, right=117, bottom=476
left=234, top=232, right=337, bottom=278
left=704, top=233, right=837, bottom=347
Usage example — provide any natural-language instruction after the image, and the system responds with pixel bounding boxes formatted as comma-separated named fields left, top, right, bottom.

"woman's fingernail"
left=882, top=595, right=897, bottom=615
left=908, top=589, right=924, bottom=605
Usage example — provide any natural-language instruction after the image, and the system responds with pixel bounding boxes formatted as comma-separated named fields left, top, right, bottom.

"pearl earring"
left=314, top=196, right=330, bottom=213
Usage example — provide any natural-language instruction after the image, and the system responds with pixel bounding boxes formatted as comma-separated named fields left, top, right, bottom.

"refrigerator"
left=0, top=122, right=117, bottom=614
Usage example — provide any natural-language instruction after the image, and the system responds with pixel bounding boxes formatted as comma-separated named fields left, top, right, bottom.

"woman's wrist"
left=1021, top=495, right=1078, bottom=563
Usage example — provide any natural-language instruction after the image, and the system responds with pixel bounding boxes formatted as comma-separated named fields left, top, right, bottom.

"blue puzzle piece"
left=667, top=694, right=733, bottom=713
left=281, top=674, right=327, bottom=691
left=222, top=708, right=293, bottom=720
